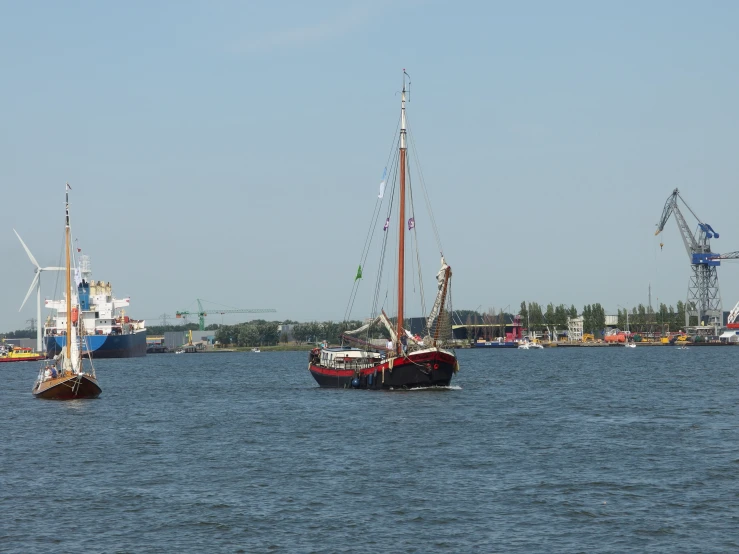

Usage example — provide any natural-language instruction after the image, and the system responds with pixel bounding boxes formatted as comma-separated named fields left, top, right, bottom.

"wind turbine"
left=14, top=229, right=64, bottom=353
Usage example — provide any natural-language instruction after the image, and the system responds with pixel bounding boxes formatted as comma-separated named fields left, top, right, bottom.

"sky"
left=2, top=0, right=738, bottom=332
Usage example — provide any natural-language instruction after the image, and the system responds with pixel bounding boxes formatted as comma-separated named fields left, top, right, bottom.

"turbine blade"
left=20, top=273, right=40, bottom=312
left=13, top=229, right=40, bottom=268
left=41, top=267, right=65, bottom=271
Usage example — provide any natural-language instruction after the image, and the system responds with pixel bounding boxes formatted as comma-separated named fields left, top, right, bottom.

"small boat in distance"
left=0, top=345, right=46, bottom=363
left=473, top=337, right=518, bottom=348
left=518, top=339, right=543, bottom=350
left=252, top=348, right=261, bottom=353
left=308, top=71, right=458, bottom=389
left=33, top=184, right=101, bottom=400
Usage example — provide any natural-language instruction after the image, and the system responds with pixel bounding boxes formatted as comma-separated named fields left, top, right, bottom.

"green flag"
left=355, top=264, right=363, bottom=281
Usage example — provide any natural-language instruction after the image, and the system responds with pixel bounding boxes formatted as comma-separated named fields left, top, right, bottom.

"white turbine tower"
left=14, top=229, right=64, bottom=353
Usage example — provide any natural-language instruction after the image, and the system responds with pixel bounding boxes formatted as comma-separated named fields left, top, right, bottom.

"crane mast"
left=655, top=188, right=735, bottom=329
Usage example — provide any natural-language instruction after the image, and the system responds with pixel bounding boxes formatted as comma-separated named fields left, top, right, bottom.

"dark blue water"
left=2, top=347, right=738, bottom=553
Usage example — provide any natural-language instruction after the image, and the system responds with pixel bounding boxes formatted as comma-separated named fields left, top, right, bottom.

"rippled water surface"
left=2, top=347, right=738, bottom=553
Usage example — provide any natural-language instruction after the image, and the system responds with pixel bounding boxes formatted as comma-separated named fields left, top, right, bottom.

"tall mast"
left=396, top=71, right=408, bottom=355
left=65, top=184, right=72, bottom=362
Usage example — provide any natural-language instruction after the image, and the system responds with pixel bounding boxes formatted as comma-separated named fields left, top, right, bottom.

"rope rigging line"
left=342, top=117, right=401, bottom=323
left=363, top=155, right=401, bottom=346
left=407, top=115, right=444, bottom=257
left=343, top=196, right=383, bottom=322
left=406, top=157, right=428, bottom=327
left=370, top=149, right=400, bottom=323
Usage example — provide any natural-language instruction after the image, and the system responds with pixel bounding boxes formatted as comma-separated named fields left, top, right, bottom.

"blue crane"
left=655, top=188, right=739, bottom=328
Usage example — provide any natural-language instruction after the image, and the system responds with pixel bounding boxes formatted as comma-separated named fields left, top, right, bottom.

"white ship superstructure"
left=43, top=255, right=147, bottom=357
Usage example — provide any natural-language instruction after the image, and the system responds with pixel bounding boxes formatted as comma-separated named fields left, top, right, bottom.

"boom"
left=654, top=188, right=717, bottom=263
left=714, top=251, right=739, bottom=260
left=176, top=299, right=276, bottom=330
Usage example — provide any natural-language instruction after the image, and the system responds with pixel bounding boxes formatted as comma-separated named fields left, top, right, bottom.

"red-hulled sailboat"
left=308, top=72, right=459, bottom=390
left=32, top=184, right=101, bottom=400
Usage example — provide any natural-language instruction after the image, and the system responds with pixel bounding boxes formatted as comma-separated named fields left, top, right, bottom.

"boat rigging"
left=308, top=71, right=459, bottom=390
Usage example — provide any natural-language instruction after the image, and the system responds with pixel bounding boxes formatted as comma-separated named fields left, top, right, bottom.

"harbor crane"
left=655, top=188, right=739, bottom=328
left=176, top=299, right=276, bottom=330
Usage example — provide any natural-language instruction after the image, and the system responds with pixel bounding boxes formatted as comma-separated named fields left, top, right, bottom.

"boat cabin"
left=317, top=347, right=384, bottom=370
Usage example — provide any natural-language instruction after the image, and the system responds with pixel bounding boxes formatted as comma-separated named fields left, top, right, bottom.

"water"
left=2, top=347, right=738, bottom=553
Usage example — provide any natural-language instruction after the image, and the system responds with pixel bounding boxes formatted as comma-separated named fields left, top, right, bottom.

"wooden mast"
left=396, top=72, right=408, bottom=356
left=65, top=184, right=72, bottom=363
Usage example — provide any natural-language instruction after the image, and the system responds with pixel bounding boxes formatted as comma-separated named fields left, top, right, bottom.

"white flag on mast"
left=378, top=168, right=387, bottom=199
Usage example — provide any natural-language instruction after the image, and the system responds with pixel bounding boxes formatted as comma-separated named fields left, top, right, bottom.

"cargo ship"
left=43, top=255, right=146, bottom=358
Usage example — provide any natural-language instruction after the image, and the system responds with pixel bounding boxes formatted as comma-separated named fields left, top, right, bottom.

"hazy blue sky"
left=2, top=0, right=738, bottom=332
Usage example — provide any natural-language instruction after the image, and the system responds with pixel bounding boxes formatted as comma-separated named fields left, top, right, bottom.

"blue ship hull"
left=46, top=332, right=147, bottom=358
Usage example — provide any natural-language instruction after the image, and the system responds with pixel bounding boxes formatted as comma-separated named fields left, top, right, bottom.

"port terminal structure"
left=655, top=189, right=739, bottom=330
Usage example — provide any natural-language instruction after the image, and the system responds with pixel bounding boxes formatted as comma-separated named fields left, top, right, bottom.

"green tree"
left=592, top=304, right=605, bottom=336
left=519, top=301, right=528, bottom=328
left=582, top=304, right=592, bottom=334
left=554, top=304, right=568, bottom=329
left=292, top=324, right=309, bottom=344
left=263, top=323, right=281, bottom=345
left=237, top=324, right=260, bottom=347
left=675, top=301, right=686, bottom=330
left=215, top=325, right=235, bottom=345
left=528, top=302, right=544, bottom=333
left=545, top=303, right=555, bottom=326
left=637, top=304, right=647, bottom=332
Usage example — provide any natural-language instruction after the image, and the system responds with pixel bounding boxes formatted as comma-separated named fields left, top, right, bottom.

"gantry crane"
left=176, top=298, right=276, bottom=330
left=655, top=188, right=739, bottom=328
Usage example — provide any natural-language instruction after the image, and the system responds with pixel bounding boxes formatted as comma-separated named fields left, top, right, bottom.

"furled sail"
left=426, top=257, right=449, bottom=332
left=344, top=311, right=398, bottom=343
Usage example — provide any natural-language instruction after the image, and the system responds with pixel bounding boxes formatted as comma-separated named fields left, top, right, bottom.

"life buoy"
left=71, top=308, right=79, bottom=324
left=433, top=363, right=439, bottom=370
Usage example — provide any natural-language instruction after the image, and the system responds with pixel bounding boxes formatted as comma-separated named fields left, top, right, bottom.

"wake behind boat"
left=33, top=184, right=101, bottom=400
left=308, top=71, right=458, bottom=390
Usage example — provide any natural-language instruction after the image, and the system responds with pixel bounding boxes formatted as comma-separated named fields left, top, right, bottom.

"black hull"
left=309, top=351, right=457, bottom=390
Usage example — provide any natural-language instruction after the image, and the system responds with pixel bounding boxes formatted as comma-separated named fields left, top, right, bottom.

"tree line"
left=616, top=301, right=689, bottom=334
left=464, top=299, right=695, bottom=337
left=213, top=320, right=384, bottom=347
left=0, top=300, right=698, bottom=344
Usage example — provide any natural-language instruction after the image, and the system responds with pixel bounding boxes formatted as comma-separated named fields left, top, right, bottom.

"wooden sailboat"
left=32, top=185, right=101, bottom=400
left=308, top=72, right=459, bottom=389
